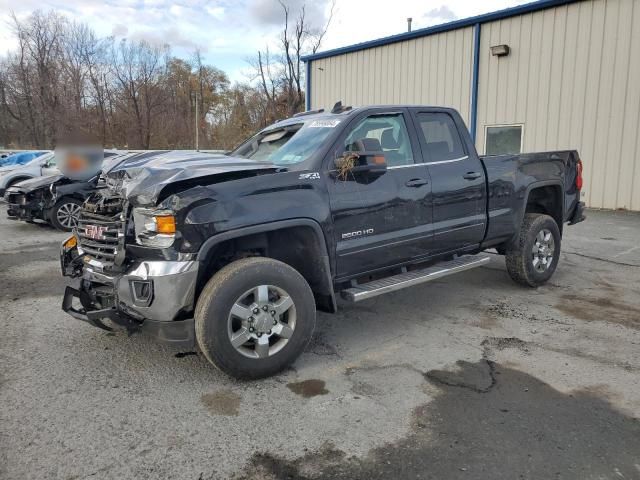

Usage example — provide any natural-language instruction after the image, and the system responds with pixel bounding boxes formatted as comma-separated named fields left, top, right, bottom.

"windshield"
left=0, top=155, right=22, bottom=166
left=232, top=119, right=340, bottom=166
left=1, top=151, right=46, bottom=166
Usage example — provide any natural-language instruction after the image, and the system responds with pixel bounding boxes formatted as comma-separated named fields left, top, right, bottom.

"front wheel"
left=505, top=213, right=561, bottom=287
left=50, top=197, right=83, bottom=231
left=195, top=257, right=316, bottom=379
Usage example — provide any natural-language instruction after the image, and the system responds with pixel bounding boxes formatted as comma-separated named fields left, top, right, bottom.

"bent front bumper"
left=5, top=189, right=45, bottom=221
left=62, top=260, right=199, bottom=349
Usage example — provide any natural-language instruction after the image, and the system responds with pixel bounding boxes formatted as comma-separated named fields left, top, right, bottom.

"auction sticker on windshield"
left=308, top=119, right=341, bottom=128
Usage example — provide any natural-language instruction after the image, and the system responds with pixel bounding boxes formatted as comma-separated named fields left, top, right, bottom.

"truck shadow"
left=238, top=359, right=640, bottom=480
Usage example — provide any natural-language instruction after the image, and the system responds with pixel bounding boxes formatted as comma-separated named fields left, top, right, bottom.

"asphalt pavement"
left=1, top=209, right=639, bottom=479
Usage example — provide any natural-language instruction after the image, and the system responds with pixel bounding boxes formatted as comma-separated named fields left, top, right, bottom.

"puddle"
left=556, top=294, right=640, bottom=329
left=425, top=360, right=496, bottom=393
left=0, top=265, right=69, bottom=300
left=0, top=242, right=61, bottom=269
left=287, top=379, right=329, bottom=398
left=239, top=360, right=640, bottom=479
left=201, top=390, right=241, bottom=416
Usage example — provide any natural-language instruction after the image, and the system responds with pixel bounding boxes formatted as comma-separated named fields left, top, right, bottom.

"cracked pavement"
left=1, top=209, right=639, bottom=479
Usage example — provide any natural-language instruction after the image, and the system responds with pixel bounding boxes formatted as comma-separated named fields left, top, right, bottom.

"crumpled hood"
left=106, top=150, right=278, bottom=206
left=8, top=174, right=65, bottom=192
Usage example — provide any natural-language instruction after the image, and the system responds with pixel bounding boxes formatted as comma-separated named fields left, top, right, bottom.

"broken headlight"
left=133, top=207, right=176, bottom=248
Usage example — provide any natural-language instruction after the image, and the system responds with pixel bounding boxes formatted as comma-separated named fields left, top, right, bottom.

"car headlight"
left=133, top=207, right=176, bottom=248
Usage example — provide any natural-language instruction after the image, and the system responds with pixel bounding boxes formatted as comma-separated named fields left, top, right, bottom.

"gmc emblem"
left=84, top=225, right=107, bottom=240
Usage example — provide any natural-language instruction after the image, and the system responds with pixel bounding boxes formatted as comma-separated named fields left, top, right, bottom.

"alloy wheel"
left=57, top=203, right=82, bottom=229
left=531, top=228, right=555, bottom=272
left=227, top=284, right=296, bottom=359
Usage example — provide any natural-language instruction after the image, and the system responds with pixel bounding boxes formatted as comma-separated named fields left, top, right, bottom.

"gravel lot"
left=1, top=209, right=639, bottom=480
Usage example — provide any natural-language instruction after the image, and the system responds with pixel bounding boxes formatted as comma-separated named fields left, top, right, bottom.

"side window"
left=416, top=113, right=466, bottom=162
left=343, top=114, right=414, bottom=167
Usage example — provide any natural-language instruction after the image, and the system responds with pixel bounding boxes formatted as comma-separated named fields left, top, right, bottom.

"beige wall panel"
left=309, top=0, right=640, bottom=209
left=309, top=27, right=474, bottom=125
left=627, top=0, right=640, bottom=210
left=476, top=0, right=640, bottom=209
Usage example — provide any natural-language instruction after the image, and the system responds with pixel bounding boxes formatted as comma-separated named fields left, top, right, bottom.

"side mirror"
left=334, top=139, right=387, bottom=180
left=334, top=151, right=387, bottom=175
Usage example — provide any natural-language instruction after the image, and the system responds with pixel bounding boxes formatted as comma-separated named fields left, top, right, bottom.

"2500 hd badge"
left=341, top=228, right=374, bottom=240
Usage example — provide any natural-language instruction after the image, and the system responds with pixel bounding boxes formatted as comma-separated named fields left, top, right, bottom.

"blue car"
left=0, top=151, right=48, bottom=167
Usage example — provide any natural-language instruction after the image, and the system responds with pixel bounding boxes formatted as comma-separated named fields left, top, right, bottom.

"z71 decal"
left=299, top=172, right=320, bottom=180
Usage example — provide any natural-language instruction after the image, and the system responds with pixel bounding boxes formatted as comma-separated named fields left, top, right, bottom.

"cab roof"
left=265, top=104, right=456, bottom=131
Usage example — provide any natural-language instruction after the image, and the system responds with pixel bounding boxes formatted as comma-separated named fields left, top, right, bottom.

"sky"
left=0, top=0, right=530, bottom=82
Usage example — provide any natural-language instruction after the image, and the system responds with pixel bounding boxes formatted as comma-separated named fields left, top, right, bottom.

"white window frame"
left=484, top=123, right=524, bottom=155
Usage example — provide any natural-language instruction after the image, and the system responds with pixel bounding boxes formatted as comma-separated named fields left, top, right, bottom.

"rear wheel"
left=195, top=257, right=316, bottom=379
left=505, top=213, right=561, bottom=287
left=50, top=197, right=83, bottom=231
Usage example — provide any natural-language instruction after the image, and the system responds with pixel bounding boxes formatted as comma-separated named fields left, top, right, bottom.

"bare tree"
left=112, top=39, right=167, bottom=148
left=1, top=10, right=275, bottom=150
left=16, top=11, right=66, bottom=145
left=251, top=0, right=335, bottom=118
left=5, top=11, right=66, bottom=146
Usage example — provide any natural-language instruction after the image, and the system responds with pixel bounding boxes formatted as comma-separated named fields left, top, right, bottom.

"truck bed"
left=480, top=150, right=583, bottom=247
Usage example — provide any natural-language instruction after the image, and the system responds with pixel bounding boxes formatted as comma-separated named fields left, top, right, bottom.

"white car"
left=0, top=151, right=56, bottom=198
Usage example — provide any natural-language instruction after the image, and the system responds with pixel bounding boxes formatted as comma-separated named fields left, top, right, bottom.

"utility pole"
left=194, top=91, right=199, bottom=151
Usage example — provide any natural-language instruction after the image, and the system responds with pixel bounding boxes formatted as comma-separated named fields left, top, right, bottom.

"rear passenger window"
left=416, top=113, right=466, bottom=162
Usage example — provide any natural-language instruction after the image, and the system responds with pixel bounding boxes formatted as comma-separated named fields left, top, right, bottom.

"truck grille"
left=77, top=191, right=126, bottom=268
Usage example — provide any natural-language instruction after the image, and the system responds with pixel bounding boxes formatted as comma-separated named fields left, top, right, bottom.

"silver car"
left=0, top=151, right=56, bottom=197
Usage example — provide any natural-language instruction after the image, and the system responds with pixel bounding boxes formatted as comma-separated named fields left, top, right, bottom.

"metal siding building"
left=303, top=0, right=640, bottom=210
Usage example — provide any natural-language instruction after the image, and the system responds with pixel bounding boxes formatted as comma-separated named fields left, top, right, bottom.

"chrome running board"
left=341, top=254, right=491, bottom=303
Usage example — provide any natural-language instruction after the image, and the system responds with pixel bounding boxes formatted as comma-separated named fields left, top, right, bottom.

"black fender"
left=508, top=180, right=564, bottom=245
left=197, top=218, right=337, bottom=313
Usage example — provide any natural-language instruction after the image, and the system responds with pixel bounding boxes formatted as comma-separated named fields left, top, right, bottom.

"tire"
left=50, top=197, right=83, bottom=231
left=505, top=213, right=561, bottom=287
left=195, top=257, right=316, bottom=379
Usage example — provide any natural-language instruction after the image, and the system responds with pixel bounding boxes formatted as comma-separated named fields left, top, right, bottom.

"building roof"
left=302, top=0, right=582, bottom=62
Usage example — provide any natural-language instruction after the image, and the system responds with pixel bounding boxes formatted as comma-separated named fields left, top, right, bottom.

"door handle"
left=405, top=178, right=429, bottom=188
left=463, top=172, right=482, bottom=180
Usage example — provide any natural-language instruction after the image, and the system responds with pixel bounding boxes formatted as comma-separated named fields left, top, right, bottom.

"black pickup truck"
left=60, top=105, right=585, bottom=379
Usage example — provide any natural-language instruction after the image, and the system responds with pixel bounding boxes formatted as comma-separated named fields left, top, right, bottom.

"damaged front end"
left=60, top=187, right=198, bottom=348
left=5, top=184, right=51, bottom=222
left=59, top=150, right=281, bottom=348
